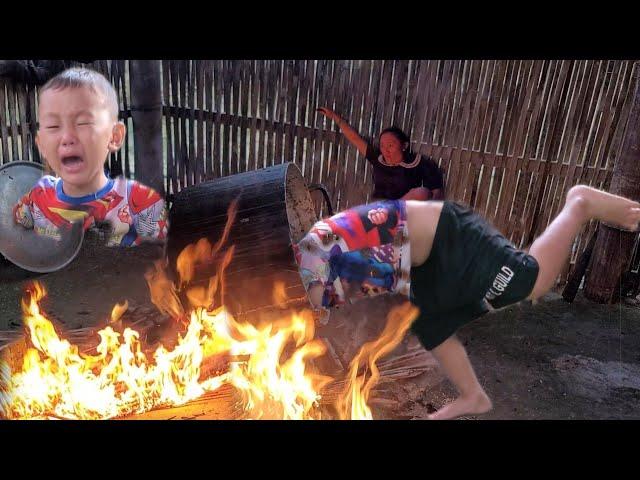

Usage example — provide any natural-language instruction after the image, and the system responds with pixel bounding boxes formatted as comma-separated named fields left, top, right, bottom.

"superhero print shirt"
left=13, top=175, right=168, bottom=247
left=294, top=200, right=411, bottom=310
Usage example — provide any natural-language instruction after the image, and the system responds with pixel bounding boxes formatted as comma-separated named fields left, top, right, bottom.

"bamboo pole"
left=584, top=62, right=640, bottom=303
left=129, top=60, right=164, bottom=196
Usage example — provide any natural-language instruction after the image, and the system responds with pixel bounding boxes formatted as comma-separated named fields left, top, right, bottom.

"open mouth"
left=61, top=156, right=84, bottom=167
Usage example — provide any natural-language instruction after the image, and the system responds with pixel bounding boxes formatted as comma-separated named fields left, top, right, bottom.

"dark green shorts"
left=410, top=202, right=539, bottom=350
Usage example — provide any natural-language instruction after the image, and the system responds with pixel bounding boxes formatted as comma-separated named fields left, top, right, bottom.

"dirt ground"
left=2, top=236, right=639, bottom=420
left=320, top=292, right=640, bottom=420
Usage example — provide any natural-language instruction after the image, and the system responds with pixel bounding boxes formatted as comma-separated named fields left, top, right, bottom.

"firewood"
left=369, top=398, right=399, bottom=408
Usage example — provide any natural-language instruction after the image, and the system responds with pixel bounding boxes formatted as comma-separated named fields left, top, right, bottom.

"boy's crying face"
left=36, top=86, right=125, bottom=197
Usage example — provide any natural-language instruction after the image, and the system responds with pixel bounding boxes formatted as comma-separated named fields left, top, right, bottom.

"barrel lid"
left=0, top=161, right=84, bottom=273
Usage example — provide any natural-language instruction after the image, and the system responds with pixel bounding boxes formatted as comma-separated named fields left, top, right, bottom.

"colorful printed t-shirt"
left=294, top=200, right=411, bottom=310
left=13, top=175, right=168, bottom=247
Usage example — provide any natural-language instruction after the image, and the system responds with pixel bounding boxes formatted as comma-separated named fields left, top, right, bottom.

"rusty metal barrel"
left=167, top=163, right=320, bottom=319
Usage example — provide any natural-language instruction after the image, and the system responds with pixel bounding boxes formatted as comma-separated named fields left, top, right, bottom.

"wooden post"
left=129, top=60, right=164, bottom=196
left=562, top=227, right=598, bottom=303
left=583, top=62, right=640, bottom=304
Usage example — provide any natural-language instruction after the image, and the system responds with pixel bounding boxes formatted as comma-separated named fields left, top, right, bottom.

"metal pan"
left=0, top=161, right=84, bottom=273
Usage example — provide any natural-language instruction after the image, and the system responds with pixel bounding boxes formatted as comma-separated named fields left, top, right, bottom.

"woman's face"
left=379, top=133, right=406, bottom=165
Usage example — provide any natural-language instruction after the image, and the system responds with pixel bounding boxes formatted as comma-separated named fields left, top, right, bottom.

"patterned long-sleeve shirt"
left=14, top=175, right=168, bottom=247
left=294, top=200, right=411, bottom=309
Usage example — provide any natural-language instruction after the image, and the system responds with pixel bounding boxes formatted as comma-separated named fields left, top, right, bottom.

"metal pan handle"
left=307, top=183, right=334, bottom=217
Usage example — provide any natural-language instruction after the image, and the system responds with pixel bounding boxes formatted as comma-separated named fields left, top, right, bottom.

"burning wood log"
left=121, top=347, right=437, bottom=420
left=318, top=347, right=438, bottom=406
left=122, top=384, right=242, bottom=420
left=316, top=337, right=345, bottom=374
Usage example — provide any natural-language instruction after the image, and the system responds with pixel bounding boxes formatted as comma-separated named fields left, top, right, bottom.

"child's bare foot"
left=427, top=391, right=492, bottom=420
left=568, top=185, right=640, bottom=231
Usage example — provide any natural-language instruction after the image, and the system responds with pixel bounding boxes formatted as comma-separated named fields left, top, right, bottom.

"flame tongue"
left=2, top=199, right=417, bottom=420
left=4, top=281, right=227, bottom=419
left=337, top=302, right=419, bottom=420
left=4, top=282, right=332, bottom=420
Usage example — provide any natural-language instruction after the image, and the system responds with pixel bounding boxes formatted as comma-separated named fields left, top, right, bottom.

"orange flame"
left=176, top=198, right=238, bottom=288
left=176, top=238, right=213, bottom=288
left=3, top=197, right=417, bottom=420
left=3, top=280, right=334, bottom=420
left=145, top=259, right=184, bottom=320
left=207, top=308, right=332, bottom=419
left=110, top=301, right=128, bottom=324
left=0, top=359, right=10, bottom=418
left=337, top=302, right=419, bottom=420
left=273, top=281, right=288, bottom=308
left=2, top=280, right=229, bottom=419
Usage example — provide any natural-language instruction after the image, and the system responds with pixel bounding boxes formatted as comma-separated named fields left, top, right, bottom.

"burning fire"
left=1, top=280, right=333, bottom=420
left=0, top=201, right=420, bottom=420
left=337, top=302, right=418, bottom=420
